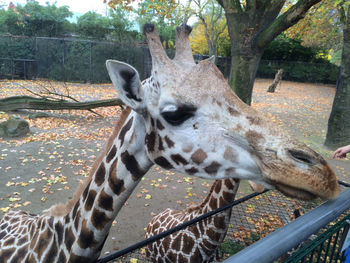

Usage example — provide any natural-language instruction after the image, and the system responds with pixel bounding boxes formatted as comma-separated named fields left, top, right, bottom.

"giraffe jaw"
left=273, top=183, right=317, bottom=200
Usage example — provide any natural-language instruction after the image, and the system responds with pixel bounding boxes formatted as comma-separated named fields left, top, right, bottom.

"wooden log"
left=267, top=69, right=283, bottom=93
left=0, top=96, right=123, bottom=111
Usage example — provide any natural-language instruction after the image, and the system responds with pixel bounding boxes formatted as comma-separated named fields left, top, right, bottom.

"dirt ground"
left=0, top=79, right=349, bottom=258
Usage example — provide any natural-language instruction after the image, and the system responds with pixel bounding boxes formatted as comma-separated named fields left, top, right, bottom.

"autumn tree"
left=106, top=0, right=322, bottom=105
left=285, top=0, right=342, bottom=56
left=325, top=0, right=350, bottom=147
left=191, top=0, right=227, bottom=57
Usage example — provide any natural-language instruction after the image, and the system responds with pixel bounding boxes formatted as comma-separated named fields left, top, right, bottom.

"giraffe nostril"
left=288, top=149, right=315, bottom=165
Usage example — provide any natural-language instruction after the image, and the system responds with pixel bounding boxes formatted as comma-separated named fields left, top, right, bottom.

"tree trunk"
left=229, top=50, right=263, bottom=105
left=0, top=96, right=123, bottom=112
left=219, top=0, right=322, bottom=105
left=325, top=25, right=350, bottom=148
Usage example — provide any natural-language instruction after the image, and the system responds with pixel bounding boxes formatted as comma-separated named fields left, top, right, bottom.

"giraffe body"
left=0, top=23, right=340, bottom=262
left=145, top=179, right=239, bottom=263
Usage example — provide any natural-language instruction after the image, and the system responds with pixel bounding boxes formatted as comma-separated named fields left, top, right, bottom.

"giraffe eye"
left=161, top=104, right=197, bottom=126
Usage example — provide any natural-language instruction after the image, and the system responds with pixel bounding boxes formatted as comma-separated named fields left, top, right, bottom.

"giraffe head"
left=106, top=23, right=340, bottom=200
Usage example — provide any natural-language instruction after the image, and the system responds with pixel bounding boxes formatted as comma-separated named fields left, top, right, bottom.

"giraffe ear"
left=106, top=60, right=145, bottom=112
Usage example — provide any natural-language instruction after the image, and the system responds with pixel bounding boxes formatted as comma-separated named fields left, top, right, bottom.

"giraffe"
left=0, top=23, right=340, bottom=262
left=145, top=179, right=240, bottom=263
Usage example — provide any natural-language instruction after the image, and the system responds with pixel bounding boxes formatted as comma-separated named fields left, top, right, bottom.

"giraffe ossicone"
left=0, top=23, right=340, bottom=262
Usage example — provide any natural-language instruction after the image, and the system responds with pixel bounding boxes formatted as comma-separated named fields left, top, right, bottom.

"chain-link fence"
left=96, top=187, right=344, bottom=263
left=0, top=35, right=339, bottom=84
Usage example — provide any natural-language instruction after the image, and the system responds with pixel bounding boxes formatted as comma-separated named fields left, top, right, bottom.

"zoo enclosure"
left=95, top=182, right=350, bottom=263
left=0, top=35, right=339, bottom=84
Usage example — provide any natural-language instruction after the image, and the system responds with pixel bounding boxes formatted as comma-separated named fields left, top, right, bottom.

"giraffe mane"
left=43, top=107, right=132, bottom=217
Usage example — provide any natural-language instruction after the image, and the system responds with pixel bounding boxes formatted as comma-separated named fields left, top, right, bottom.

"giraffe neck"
left=194, top=179, right=239, bottom=214
left=63, top=108, right=153, bottom=261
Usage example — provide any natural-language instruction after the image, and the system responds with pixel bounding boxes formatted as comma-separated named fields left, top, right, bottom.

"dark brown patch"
left=164, top=136, right=174, bottom=148
left=34, top=229, right=52, bottom=259
left=223, top=190, right=235, bottom=203
left=84, top=189, right=97, bottom=211
left=95, top=162, right=106, bottom=186
left=0, top=248, right=15, bottom=262
left=98, top=189, right=114, bottom=211
left=183, top=233, right=195, bottom=254
left=55, top=221, right=64, bottom=245
left=158, top=135, right=164, bottom=151
left=171, top=154, right=189, bottom=165
left=64, top=227, right=75, bottom=250
left=91, top=208, right=110, bottom=231
left=207, top=228, right=221, bottom=241
left=74, top=210, right=81, bottom=230
left=209, top=197, right=218, bottom=210
left=185, top=167, right=198, bottom=175
left=227, top=106, right=240, bottom=116
left=190, top=248, right=203, bottom=263
left=154, top=157, right=173, bottom=169
left=108, top=175, right=125, bottom=195
left=4, top=237, right=15, bottom=247
left=17, top=236, right=28, bottom=246
left=10, top=246, right=26, bottom=263
left=78, top=220, right=97, bottom=249
left=57, top=251, right=66, bottom=262
left=214, top=180, right=222, bottom=194
left=247, top=116, right=261, bottom=125
left=69, top=253, right=93, bottom=263
left=121, top=150, right=144, bottom=181
left=191, top=149, right=207, bottom=164
left=178, top=253, right=188, bottom=263
left=118, top=117, right=133, bottom=147
left=245, top=130, right=265, bottom=146
left=214, top=215, right=226, bottom=229
left=204, top=161, right=221, bottom=174
left=43, top=241, right=58, bottom=263
left=72, top=201, right=79, bottom=219
left=82, top=182, right=91, bottom=202
left=106, top=145, right=117, bottom=163
left=203, top=238, right=217, bottom=250
left=168, top=250, right=177, bottom=262
left=145, top=131, right=156, bottom=152
left=156, top=119, right=165, bottom=130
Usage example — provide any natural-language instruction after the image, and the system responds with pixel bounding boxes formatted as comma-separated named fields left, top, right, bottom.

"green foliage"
left=77, top=12, right=111, bottom=40
left=219, top=233, right=261, bottom=258
left=262, top=34, right=324, bottom=62
left=257, top=60, right=339, bottom=84
left=2, top=0, right=72, bottom=37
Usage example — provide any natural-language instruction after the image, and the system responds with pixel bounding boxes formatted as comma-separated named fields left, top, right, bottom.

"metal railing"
left=223, top=189, right=350, bottom=263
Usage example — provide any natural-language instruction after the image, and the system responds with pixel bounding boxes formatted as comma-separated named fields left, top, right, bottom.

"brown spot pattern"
left=191, top=149, right=207, bottom=164
left=171, top=154, right=189, bottom=165
left=78, top=220, right=97, bottom=249
left=118, top=116, right=133, bottom=147
left=98, top=189, right=114, bottom=211
left=164, top=136, right=174, bottom=148
left=95, top=162, right=106, bottom=186
left=84, top=190, right=97, bottom=212
left=227, top=106, right=240, bottom=116
left=106, top=145, right=117, bottom=163
left=204, top=161, right=221, bottom=174
left=154, top=157, right=173, bottom=169
left=91, top=208, right=110, bottom=231
left=121, top=150, right=144, bottom=181
left=145, top=131, right=156, bottom=152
